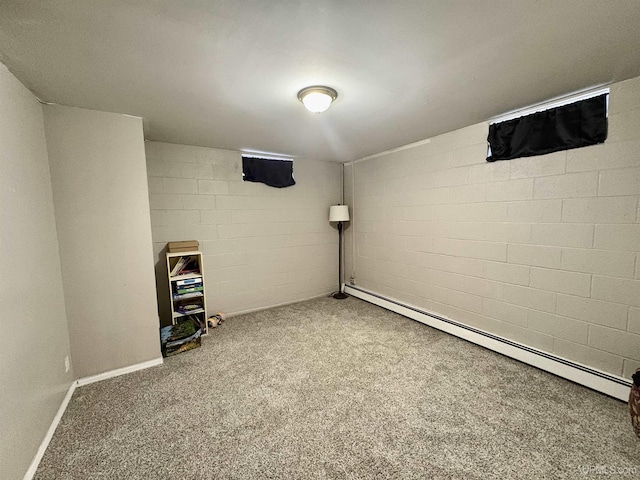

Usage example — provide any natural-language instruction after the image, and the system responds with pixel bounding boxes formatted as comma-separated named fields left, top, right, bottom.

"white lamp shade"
left=329, top=205, right=350, bottom=222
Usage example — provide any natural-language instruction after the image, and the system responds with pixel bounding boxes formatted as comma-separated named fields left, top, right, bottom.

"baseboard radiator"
left=344, top=285, right=631, bottom=402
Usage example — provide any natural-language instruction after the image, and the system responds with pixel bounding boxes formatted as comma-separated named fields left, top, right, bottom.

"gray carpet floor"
left=35, top=296, right=639, bottom=479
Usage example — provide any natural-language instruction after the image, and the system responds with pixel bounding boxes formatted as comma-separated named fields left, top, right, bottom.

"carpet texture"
left=35, top=296, right=639, bottom=479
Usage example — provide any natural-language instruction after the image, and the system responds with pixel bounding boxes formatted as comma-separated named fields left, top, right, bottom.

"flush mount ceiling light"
left=297, top=86, right=338, bottom=113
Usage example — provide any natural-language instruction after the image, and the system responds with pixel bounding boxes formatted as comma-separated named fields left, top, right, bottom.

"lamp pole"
left=329, top=205, right=349, bottom=300
left=333, top=220, right=348, bottom=299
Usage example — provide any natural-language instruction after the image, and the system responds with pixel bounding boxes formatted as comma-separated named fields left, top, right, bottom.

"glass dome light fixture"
left=297, top=86, right=338, bottom=113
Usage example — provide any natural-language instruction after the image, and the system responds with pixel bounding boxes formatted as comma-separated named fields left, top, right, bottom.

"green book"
left=176, top=285, right=204, bottom=295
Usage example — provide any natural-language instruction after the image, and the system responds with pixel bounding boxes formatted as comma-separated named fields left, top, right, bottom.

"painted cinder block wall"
left=145, top=141, right=342, bottom=320
left=345, top=75, right=640, bottom=379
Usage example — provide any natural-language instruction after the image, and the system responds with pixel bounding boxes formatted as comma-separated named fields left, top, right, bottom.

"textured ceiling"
left=1, top=1, right=640, bottom=162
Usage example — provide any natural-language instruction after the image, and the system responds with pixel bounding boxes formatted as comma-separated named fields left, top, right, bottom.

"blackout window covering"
left=242, top=156, right=295, bottom=188
left=487, top=94, right=608, bottom=162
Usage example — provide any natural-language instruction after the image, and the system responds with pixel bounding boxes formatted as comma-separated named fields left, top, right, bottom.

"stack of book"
left=170, top=256, right=200, bottom=276
left=173, top=276, right=203, bottom=298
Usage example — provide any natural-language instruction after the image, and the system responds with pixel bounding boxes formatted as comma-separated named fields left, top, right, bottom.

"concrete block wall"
left=146, top=141, right=342, bottom=320
left=345, top=75, right=640, bottom=379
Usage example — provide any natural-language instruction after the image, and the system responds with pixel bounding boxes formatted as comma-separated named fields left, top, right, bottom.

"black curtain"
left=487, top=94, right=608, bottom=162
left=242, top=156, right=295, bottom=188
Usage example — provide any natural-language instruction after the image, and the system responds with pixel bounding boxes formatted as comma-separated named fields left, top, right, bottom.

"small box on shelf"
left=168, top=240, right=199, bottom=253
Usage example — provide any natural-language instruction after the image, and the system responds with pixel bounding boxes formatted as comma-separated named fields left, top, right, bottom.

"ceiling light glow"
left=297, top=86, right=338, bottom=113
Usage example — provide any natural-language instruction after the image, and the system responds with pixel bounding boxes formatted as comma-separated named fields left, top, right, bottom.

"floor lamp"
left=329, top=205, right=350, bottom=299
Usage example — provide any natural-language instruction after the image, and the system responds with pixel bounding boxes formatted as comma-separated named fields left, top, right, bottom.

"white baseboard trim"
left=23, top=381, right=77, bottom=480
left=24, top=357, right=163, bottom=479
left=76, top=357, right=164, bottom=387
left=226, top=291, right=334, bottom=318
left=344, top=285, right=631, bottom=402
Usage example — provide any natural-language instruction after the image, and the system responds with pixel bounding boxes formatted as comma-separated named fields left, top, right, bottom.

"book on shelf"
left=175, top=304, right=203, bottom=316
left=176, top=285, right=204, bottom=295
left=173, top=291, right=203, bottom=300
left=179, top=257, right=198, bottom=274
left=176, top=277, right=202, bottom=287
left=174, top=310, right=203, bottom=318
left=169, top=256, right=188, bottom=276
left=170, top=256, right=201, bottom=277
left=176, top=303, right=203, bottom=314
left=179, top=268, right=200, bottom=276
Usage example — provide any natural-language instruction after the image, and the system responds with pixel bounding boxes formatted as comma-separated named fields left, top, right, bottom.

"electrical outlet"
left=349, top=276, right=356, bottom=285
left=65, top=356, right=70, bottom=373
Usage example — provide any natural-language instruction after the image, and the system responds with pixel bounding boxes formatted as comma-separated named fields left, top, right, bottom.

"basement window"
left=241, top=155, right=295, bottom=188
left=487, top=89, right=609, bottom=162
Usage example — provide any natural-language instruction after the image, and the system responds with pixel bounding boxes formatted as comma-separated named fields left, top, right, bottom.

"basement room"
left=1, top=1, right=640, bottom=479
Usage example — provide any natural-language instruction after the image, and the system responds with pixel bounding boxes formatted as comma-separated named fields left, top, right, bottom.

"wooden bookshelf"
left=166, top=250, right=208, bottom=335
